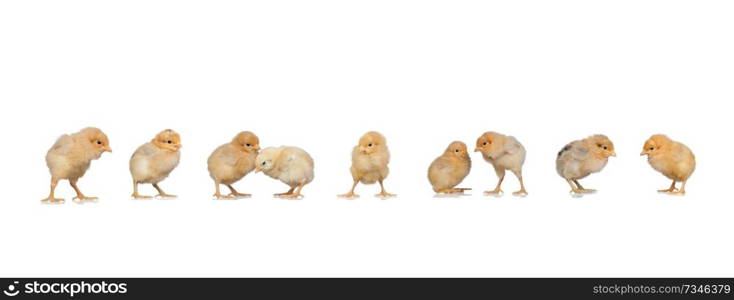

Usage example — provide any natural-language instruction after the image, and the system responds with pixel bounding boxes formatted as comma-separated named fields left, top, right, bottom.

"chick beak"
left=104, top=146, right=112, bottom=153
left=254, top=146, right=261, bottom=152
left=255, top=166, right=261, bottom=173
left=640, top=151, right=647, bottom=156
left=474, top=147, right=479, bottom=152
left=610, top=151, right=617, bottom=157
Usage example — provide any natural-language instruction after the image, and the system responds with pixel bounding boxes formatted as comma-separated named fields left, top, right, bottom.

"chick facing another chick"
left=474, top=131, right=528, bottom=196
left=42, top=127, right=112, bottom=203
left=129, top=129, right=182, bottom=199
left=338, top=131, right=395, bottom=199
left=556, top=134, right=615, bottom=195
left=256, top=146, right=314, bottom=199
left=641, top=134, right=695, bottom=195
left=207, top=131, right=260, bottom=199
left=428, top=141, right=472, bottom=194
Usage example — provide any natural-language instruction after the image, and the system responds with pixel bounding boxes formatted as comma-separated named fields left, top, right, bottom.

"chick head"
left=357, top=131, right=386, bottom=155
left=79, top=127, right=112, bottom=154
left=641, top=134, right=671, bottom=157
left=445, top=141, right=469, bottom=159
left=232, top=131, right=260, bottom=153
left=152, top=129, right=182, bottom=152
left=474, top=131, right=505, bottom=158
left=589, top=134, right=616, bottom=158
left=254, top=147, right=277, bottom=173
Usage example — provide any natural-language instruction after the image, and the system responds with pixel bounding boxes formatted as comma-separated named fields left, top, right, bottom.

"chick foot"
left=41, top=197, right=65, bottom=204
left=570, top=188, right=596, bottom=195
left=375, top=192, right=396, bottom=198
left=156, top=193, right=178, bottom=199
left=131, top=193, right=154, bottom=200
left=213, top=193, right=236, bottom=200
left=512, top=189, right=528, bottom=197
left=483, top=189, right=503, bottom=196
left=279, top=193, right=303, bottom=199
left=657, top=188, right=678, bottom=193
left=73, top=196, right=98, bottom=203
left=227, top=192, right=251, bottom=199
left=438, top=188, right=471, bottom=194
left=338, top=192, right=360, bottom=199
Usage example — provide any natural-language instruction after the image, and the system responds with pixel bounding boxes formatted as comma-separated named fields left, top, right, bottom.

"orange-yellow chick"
left=207, top=131, right=260, bottom=199
left=338, top=131, right=395, bottom=199
left=556, top=134, right=616, bottom=195
left=129, top=129, right=182, bottom=199
left=255, top=146, right=315, bottom=199
left=428, top=141, right=472, bottom=194
left=42, top=127, right=112, bottom=203
left=641, top=134, right=695, bottom=195
left=474, top=131, right=528, bottom=196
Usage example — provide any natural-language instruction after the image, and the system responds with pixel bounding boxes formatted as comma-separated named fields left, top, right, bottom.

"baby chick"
left=474, top=131, right=528, bottom=196
left=42, top=127, right=112, bottom=203
left=207, top=131, right=260, bottom=199
left=641, top=134, right=696, bottom=195
left=338, top=131, right=395, bottom=199
left=129, top=129, right=182, bottom=199
left=255, top=146, right=315, bottom=199
left=556, top=134, right=616, bottom=194
left=428, top=141, right=472, bottom=194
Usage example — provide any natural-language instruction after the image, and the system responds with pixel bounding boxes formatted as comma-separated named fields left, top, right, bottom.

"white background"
left=1, top=0, right=732, bottom=277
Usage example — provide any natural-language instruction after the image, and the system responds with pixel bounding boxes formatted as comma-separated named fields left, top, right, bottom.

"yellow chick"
left=641, top=134, right=696, bottom=195
left=129, top=129, right=182, bottom=199
left=338, top=131, right=395, bottom=199
left=556, top=134, right=616, bottom=194
left=474, top=131, right=528, bottom=196
left=255, top=146, right=315, bottom=199
left=207, top=131, right=260, bottom=199
left=42, top=127, right=112, bottom=203
left=428, top=141, right=472, bottom=194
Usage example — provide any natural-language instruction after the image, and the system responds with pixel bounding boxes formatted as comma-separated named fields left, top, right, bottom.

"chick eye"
left=167, top=140, right=172, bottom=144
left=482, top=142, right=487, bottom=146
left=368, top=143, right=373, bottom=147
left=246, top=144, right=251, bottom=147
left=649, top=147, right=654, bottom=151
left=262, top=162, right=266, bottom=165
left=96, top=141, right=102, bottom=145
left=603, top=146, right=608, bottom=150
left=455, top=149, right=460, bottom=153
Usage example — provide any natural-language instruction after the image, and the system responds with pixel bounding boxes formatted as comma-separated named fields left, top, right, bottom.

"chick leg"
left=274, top=187, right=295, bottom=198
left=226, top=184, right=251, bottom=198
left=338, top=180, right=360, bottom=198
left=512, top=170, right=528, bottom=196
left=668, top=180, right=687, bottom=195
left=375, top=179, right=396, bottom=198
left=281, top=183, right=305, bottom=199
left=484, top=169, right=505, bottom=196
left=41, top=177, right=65, bottom=204
left=131, top=180, right=153, bottom=199
left=153, top=183, right=177, bottom=199
left=213, top=182, right=235, bottom=199
left=658, top=180, right=678, bottom=193
left=573, top=179, right=596, bottom=194
left=70, top=179, right=98, bottom=203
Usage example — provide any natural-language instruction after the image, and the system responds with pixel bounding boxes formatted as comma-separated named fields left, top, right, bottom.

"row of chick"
left=41, top=128, right=696, bottom=203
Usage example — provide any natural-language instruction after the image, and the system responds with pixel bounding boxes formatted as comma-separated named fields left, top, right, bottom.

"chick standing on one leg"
left=207, top=131, right=260, bottom=199
left=42, top=127, right=112, bottom=203
left=256, top=146, right=314, bottom=199
left=641, top=134, right=695, bottom=195
left=338, top=131, right=395, bottom=199
left=556, top=134, right=616, bottom=195
left=428, top=141, right=472, bottom=194
left=129, top=129, right=182, bottom=199
left=474, top=131, right=528, bottom=196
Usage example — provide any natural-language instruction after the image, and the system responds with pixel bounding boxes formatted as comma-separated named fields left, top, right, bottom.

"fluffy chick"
left=255, top=146, right=315, bottom=199
left=641, top=134, right=695, bottom=195
left=428, top=141, right=472, bottom=194
left=338, top=131, right=395, bottom=199
left=556, top=134, right=616, bottom=194
left=475, top=131, right=528, bottom=196
left=207, top=131, right=260, bottom=199
left=129, top=129, right=182, bottom=199
left=43, top=127, right=112, bottom=203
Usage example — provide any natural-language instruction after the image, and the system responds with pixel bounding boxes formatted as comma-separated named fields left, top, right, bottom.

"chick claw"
left=156, top=193, right=178, bottom=199
left=375, top=192, right=396, bottom=198
left=571, top=189, right=596, bottom=194
left=72, top=196, right=98, bottom=203
left=657, top=188, right=678, bottom=193
left=41, top=197, right=65, bottom=204
left=278, top=193, right=303, bottom=199
left=131, top=193, right=153, bottom=200
left=227, top=192, right=251, bottom=199
left=438, top=188, right=470, bottom=194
